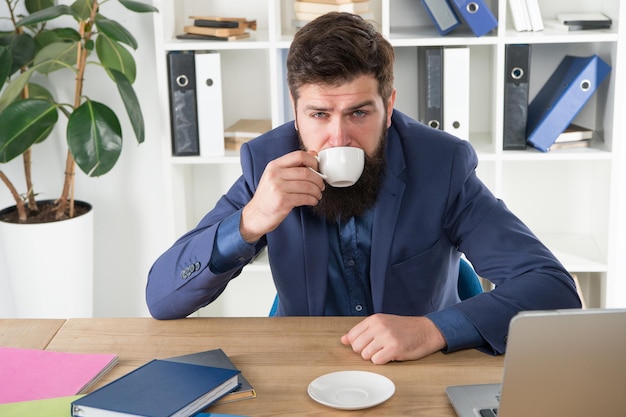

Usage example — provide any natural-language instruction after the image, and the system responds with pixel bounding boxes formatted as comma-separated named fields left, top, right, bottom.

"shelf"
left=540, top=234, right=607, bottom=272
left=153, top=0, right=625, bottom=310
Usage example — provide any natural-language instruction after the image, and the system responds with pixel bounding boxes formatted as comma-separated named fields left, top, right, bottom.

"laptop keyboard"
left=479, top=408, right=498, bottom=417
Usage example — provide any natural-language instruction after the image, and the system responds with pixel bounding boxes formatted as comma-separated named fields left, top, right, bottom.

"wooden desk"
left=0, top=319, right=65, bottom=349
left=43, top=317, right=504, bottom=416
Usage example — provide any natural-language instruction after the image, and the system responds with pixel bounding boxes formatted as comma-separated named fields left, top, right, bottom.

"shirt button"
left=355, top=304, right=363, bottom=312
left=347, top=259, right=355, bottom=266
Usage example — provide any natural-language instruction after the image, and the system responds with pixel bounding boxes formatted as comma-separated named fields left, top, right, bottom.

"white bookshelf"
left=152, top=0, right=626, bottom=315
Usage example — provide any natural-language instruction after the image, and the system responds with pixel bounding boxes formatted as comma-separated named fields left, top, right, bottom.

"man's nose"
left=327, top=119, right=350, bottom=147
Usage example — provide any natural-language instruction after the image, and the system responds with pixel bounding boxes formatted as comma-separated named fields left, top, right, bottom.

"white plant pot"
left=0, top=201, right=94, bottom=318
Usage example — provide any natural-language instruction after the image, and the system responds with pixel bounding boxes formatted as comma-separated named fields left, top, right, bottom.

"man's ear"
left=386, top=89, right=397, bottom=128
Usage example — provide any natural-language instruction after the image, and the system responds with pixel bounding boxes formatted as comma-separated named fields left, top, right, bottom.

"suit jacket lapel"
left=370, top=125, right=407, bottom=312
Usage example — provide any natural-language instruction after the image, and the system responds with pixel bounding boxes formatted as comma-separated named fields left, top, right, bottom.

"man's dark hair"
left=287, top=12, right=395, bottom=104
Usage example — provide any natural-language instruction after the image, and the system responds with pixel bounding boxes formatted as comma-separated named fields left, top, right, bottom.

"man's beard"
left=301, top=129, right=387, bottom=223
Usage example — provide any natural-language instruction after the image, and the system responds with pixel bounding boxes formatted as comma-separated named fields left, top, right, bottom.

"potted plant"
left=0, top=0, right=157, bottom=317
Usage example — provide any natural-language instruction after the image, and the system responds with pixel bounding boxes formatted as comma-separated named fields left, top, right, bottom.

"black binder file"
left=418, top=46, right=444, bottom=130
left=167, top=51, right=200, bottom=156
left=503, top=44, right=531, bottom=150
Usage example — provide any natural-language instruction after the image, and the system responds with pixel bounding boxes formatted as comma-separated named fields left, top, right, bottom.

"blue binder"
left=526, top=55, right=611, bottom=152
left=421, top=0, right=461, bottom=35
left=449, top=0, right=498, bottom=37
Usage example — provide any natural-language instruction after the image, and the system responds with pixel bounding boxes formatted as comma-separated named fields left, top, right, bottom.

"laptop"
left=447, top=308, right=626, bottom=417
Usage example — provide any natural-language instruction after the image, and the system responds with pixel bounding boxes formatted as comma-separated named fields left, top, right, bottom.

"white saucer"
left=307, top=370, right=396, bottom=410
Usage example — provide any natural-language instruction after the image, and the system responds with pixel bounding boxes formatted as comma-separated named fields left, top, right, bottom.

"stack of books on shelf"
left=544, top=12, right=612, bottom=32
left=293, top=0, right=373, bottom=28
left=548, top=124, right=593, bottom=151
left=179, top=16, right=257, bottom=41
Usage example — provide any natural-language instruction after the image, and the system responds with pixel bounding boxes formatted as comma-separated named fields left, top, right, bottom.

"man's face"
left=292, top=75, right=396, bottom=221
left=293, top=74, right=395, bottom=157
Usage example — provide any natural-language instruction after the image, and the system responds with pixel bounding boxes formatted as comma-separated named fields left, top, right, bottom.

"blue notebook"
left=71, top=359, right=240, bottom=417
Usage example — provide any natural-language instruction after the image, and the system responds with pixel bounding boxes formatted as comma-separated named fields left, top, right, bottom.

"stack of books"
left=293, top=0, right=373, bottom=27
left=548, top=124, right=593, bottom=151
left=179, top=16, right=257, bottom=41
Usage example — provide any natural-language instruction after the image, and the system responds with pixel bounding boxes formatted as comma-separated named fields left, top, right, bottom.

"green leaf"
left=95, top=34, right=136, bottom=83
left=5, top=33, right=36, bottom=74
left=0, top=99, right=58, bottom=163
left=35, top=28, right=81, bottom=50
left=110, top=69, right=144, bottom=143
left=0, top=47, right=11, bottom=91
left=70, top=0, right=94, bottom=21
left=25, top=0, right=56, bottom=14
left=16, top=5, right=77, bottom=27
left=118, top=0, right=159, bottom=13
left=27, top=82, right=54, bottom=101
left=0, top=67, right=36, bottom=112
left=67, top=100, right=123, bottom=177
left=34, top=41, right=79, bottom=74
left=95, top=14, right=138, bottom=50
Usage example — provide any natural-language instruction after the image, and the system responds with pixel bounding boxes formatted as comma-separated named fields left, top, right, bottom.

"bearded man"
left=146, top=12, right=581, bottom=364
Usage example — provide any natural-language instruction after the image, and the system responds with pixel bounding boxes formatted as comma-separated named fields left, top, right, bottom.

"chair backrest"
left=269, top=257, right=483, bottom=316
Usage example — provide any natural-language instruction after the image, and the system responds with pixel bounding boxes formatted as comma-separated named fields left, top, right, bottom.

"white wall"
left=0, top=2, right=169, bottom=317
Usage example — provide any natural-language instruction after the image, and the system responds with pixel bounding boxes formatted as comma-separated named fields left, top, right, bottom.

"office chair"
left=269, top=258, right=483, bottom=316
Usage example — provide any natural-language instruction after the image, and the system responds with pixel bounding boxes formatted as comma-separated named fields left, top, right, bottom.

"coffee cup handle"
left=309, top=166, right=327, bottom=179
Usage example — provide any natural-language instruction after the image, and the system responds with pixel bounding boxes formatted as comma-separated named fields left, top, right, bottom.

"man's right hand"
left=240, top=150, right=325, bottom=243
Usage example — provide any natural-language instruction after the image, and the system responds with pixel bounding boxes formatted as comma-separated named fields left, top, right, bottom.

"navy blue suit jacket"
left=146, top=110, right=581, bottom=354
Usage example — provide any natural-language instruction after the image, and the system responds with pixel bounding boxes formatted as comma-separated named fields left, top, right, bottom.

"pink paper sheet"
left=0, top=347, right=117, bottom=404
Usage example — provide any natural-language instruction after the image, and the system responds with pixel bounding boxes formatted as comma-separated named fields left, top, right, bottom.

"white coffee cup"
left=315, top=147, right=365, bottom=188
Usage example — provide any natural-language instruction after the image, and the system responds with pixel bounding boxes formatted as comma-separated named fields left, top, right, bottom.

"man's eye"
left=312, top=112, right=327, bottom=118
left=353, top=110, right=366, bottom=117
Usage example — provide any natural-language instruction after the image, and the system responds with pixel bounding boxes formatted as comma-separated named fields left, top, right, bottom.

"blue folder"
left=526, top=55, right=611, bottom=152
left=449, top=0, right=498, bottom=37
left=421, top=0, right=461, bottom=35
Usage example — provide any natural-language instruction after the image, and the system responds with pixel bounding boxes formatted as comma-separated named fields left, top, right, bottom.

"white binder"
left=443, top=47, right=470, bottom=140
left=194, top=51, right=225, bottom=156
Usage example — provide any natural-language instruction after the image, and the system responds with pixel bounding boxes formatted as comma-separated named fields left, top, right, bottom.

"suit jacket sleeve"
left=440, top=140, right=581, bottom=354
left=145, top=144, right=266, bottom=319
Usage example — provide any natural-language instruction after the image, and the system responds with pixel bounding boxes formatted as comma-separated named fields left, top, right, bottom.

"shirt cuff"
left=210, top=210, right=257, bottom=273
left=426, top=307, right=487, bottom=353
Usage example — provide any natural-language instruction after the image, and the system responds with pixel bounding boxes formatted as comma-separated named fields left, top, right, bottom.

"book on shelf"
left=294, top=0, right=370, bottom=14
left=548, top=139, right=591, bottom=151
left=176, top=33, right=251, bottom=41
left=0, top=347, right=118, bottom=404
left=557, top=12, right=612, bottom=27
left=183, top=25, right=247, bottom=38
left=524, top=0, right=543, bottom=31
left=554, top=123, right=593, bottom=143
left=70, top=359, right=240, bottom=417
left=508, top=0, right=531, bottom=32
left=165, top=348, right=256, bottom=404
left=224, top=119, right=272, bottom=152
left=294, top=10, right=373, bottom=23
left=544, top=20, right=611, bottom=31
left=189, top=16, right=257, bottom=31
